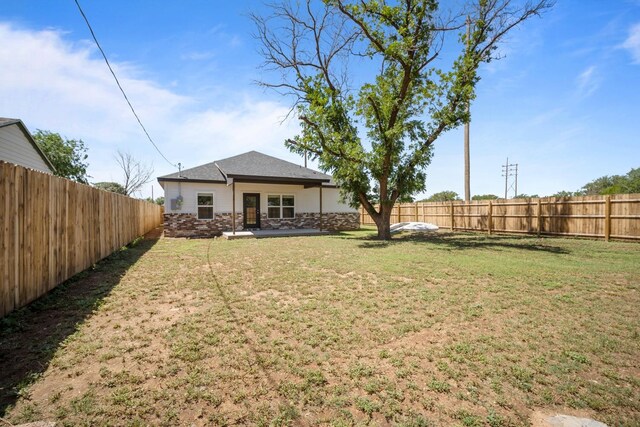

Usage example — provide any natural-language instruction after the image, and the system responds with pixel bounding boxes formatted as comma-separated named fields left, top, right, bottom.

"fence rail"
left=360, top=194, right=640, bottom=241
left=1, top=161, right=163, bottom=317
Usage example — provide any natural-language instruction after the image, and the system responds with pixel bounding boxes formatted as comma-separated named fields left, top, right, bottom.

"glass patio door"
left=243, top=193, right=260, bottom=229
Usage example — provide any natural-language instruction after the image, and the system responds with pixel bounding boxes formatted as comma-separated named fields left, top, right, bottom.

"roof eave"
left=157, top=177, right=227, bottom=184
left=228, top=174, right=330, bottom=185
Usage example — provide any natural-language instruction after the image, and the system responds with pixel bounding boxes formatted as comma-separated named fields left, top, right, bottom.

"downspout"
left=319, top=185, right=323, bottom=232
left=232, top=180, right=236, bottom=235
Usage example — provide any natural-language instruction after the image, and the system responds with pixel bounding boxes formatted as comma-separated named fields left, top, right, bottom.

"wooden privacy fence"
left=360, top=194, right=640, bottom=241
left=1, top=161, right=163, bottom=317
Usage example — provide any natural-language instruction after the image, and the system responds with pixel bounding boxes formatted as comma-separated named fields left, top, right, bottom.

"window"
left=197, top=193, right=214, bottom=219
left=267, top=194, right=295, bottom=219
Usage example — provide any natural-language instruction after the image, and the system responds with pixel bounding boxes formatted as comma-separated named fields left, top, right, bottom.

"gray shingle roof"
left=0, top=117, right=20, bottom=127
left=158, top=160, right=226, bottom=182
left=158, top=151, right=333, bottom=185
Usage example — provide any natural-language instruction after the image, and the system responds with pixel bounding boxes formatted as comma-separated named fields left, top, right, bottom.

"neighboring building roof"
left=158, top=151, right=335, bottom=186
left=0, top=118, right=56, bottom=172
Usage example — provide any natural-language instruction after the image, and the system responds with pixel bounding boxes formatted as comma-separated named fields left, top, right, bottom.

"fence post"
left=487, top=200, right=492, bottom=235
left=397, top=204, right=401, bottom=223
left=604, top=195, right=611, bottom=242
left=414, top=202, right=418, bottom=222
left=537, top=198, right=542, bottom=237
left=450, top=201, right=455, bottom=231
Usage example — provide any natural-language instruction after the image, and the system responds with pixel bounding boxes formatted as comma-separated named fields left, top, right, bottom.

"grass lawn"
left=1, top=227, right=639, bottom=426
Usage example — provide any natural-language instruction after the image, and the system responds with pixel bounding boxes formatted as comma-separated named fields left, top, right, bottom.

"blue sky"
left=1, top=1, right=639, bottom=200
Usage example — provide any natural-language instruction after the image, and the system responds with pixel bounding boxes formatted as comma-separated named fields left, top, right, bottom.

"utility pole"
left=464, top=15, right=471, bottom=202
left=503, top=157, right=509, bottom=199
left=501, top=158, right=518, bottom=198
left=514, top=164, right=518, bottom=198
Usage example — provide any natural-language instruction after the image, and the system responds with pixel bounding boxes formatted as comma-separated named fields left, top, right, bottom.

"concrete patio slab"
left=222, top=229, right=330, bottom=240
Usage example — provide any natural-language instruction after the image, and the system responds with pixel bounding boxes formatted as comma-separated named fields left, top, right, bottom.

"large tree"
left=93, top=181, right=127, bottom=195
left=33, top=130, right=89, bottom=183
left=253, top=0, right=552, bottom=239
left=114, top=150, right=154, bottom=196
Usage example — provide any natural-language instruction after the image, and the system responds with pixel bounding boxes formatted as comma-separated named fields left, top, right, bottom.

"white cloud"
left=0, top=22, right=301, bottom=197
left=0, top=23, right=190, bottom=142
left=576, top=65, right=599, bottom=98
left=166, top=98, right=300, bottom=167
left=621, top=22, right=640, bottom=63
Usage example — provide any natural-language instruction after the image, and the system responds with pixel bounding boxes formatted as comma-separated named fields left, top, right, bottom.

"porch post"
left=232, top=180, right=236, bottom=235
left=319, top=185, right=323, bottom=231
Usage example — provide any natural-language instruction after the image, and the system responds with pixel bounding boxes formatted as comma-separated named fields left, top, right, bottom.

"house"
left=157, top=151, right=360, bottom=237
left=0, top=118, right=55, bottom=174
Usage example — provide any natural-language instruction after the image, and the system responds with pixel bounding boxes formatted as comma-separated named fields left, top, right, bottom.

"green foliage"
left=398, top=194, right=415, bottom=203
left=515, top=194, right=539, bottom=199
left=579, top=168, right=640, bottom=195
left=422, top=191, right=460, bottom=202
left=94, top=182, right=127, bottom=195
left=144, top=196, right=165, bottom=205
left=33, top=130, right=89, bottom=183
left=551, top=191, right=576, bottom=198
left=471, top=194, right=499, bottom=200
left=254, top=0, right=551, bottom=238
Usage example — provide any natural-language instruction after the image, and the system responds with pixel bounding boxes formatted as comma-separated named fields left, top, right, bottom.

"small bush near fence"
left=0, top=161, right=163, bottom=317
left=360, top=195, right=640, bottom=241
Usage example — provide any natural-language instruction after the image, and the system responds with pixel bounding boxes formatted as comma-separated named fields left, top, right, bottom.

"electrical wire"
left=73, top=0, right=178, bottom=169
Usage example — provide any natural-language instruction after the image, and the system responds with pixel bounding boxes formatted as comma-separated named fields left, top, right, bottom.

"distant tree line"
left=417, top=167, right=639, bottom=201
left=555, top=168, right=640, bottom=197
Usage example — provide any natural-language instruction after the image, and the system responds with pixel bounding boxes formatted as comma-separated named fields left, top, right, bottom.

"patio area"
left=221, top=228, right=331, bottom=239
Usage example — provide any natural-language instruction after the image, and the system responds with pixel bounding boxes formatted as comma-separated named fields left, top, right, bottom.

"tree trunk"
left=372, top=203, right=393, bottom=240
left=359, top=192, right=395, bottom=240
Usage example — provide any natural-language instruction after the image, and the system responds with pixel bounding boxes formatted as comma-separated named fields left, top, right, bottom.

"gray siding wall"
left=0, top=124, right=52, bottom=173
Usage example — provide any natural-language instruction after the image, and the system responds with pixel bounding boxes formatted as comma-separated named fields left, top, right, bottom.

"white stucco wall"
left=161, top=181, right=356, bottom=215
left=0, top=124, right=52, bottom=173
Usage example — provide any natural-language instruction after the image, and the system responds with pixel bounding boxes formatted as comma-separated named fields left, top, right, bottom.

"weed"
left=455, top=409, right=483, bottom=427
left=510, top=366, right=534, bottom=392
left=428, top=378, right=451, bottom=393
left=304, top=370, right=328, bottom=387
left=349, top=362, right=374, bottom=379
left=396, top=412, right=432, bottom=427
left=487, top=409, right=506, bottom=427
left=563, top=351, right=590, bottom=364
left=70, top=391, right=99, bottom=416
left=355, top=396, right=381, bottom=417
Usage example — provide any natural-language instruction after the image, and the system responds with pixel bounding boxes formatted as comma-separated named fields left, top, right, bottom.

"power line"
left=73, top=0, right=177, bottom=169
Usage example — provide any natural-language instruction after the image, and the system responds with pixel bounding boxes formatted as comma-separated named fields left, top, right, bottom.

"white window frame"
left=197, top=192, right=214, bottom=220
left=267, top=194, right=295, bottom=219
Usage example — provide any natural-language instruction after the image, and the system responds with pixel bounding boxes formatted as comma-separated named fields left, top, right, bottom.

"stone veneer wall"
left=260, top=212, right=360, bottom=231
left=163, top=213, right=238, bottom=238
left=164, top=212, right=359, bottom=237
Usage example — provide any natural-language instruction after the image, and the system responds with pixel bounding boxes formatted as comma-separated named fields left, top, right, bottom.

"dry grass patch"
left=1, top=228, right=639, bottom=426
